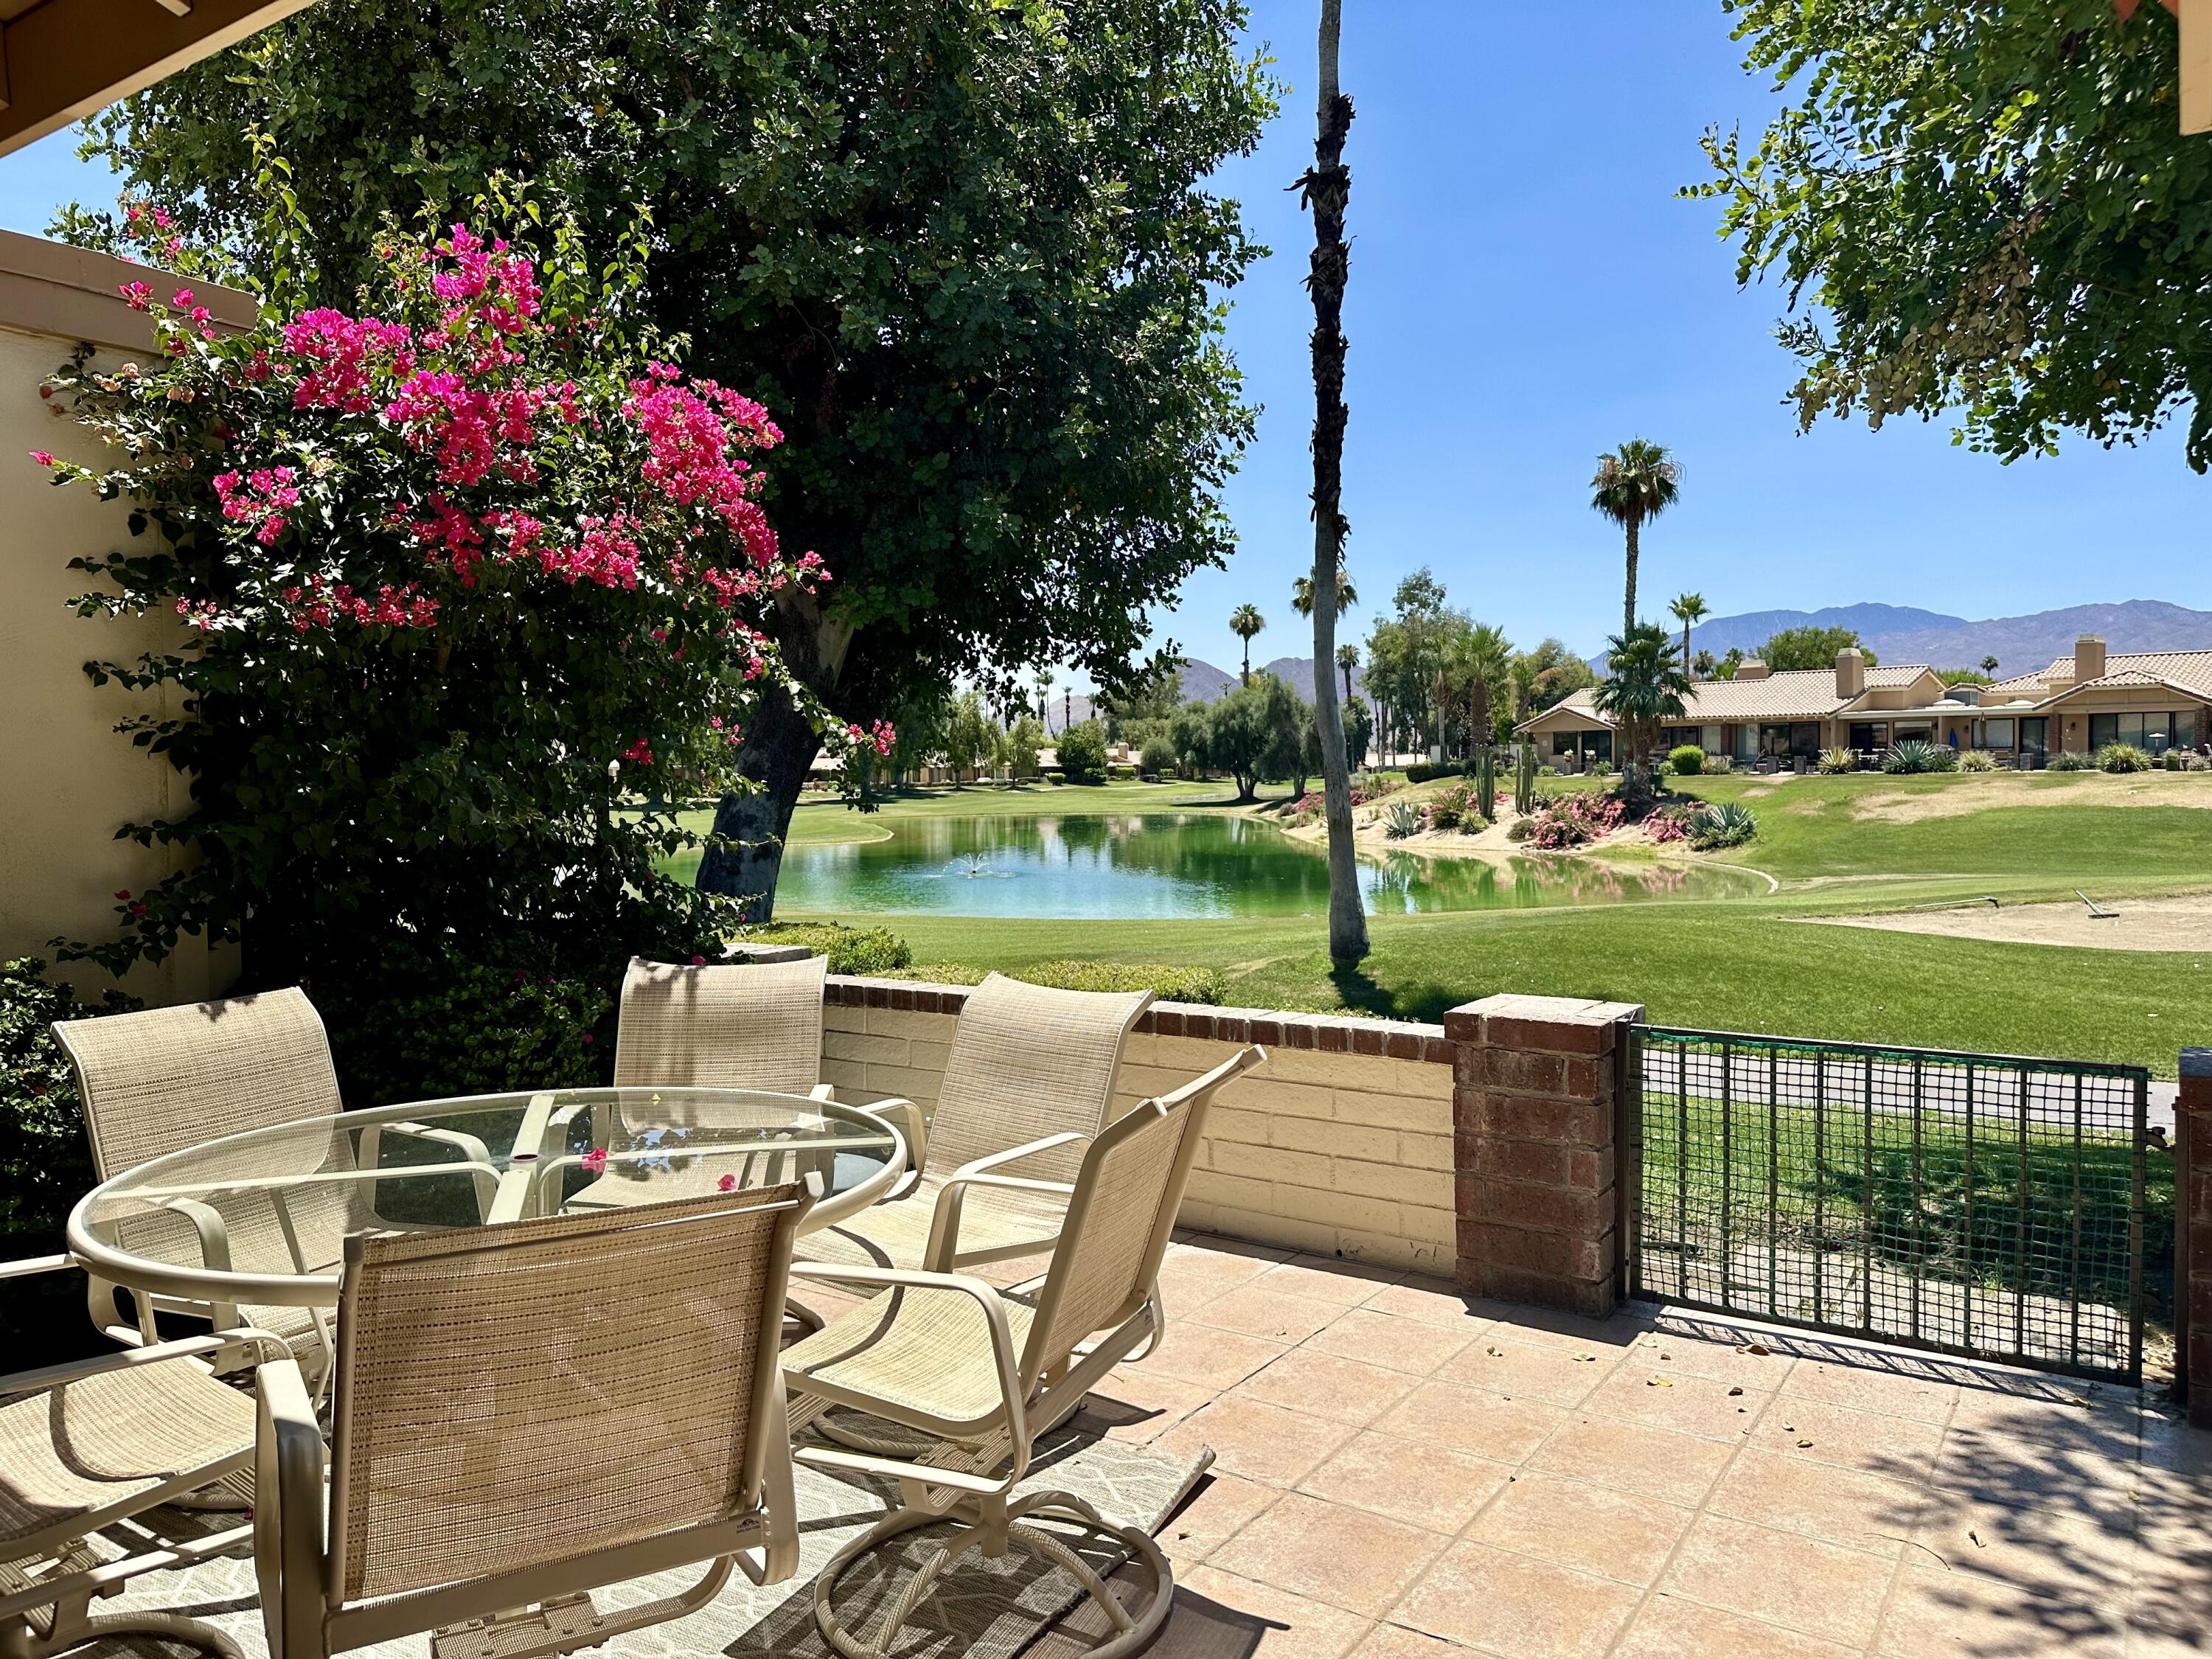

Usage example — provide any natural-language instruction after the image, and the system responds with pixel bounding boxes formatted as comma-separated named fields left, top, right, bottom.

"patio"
left=1057, top=1231, right=2212, bottom=1659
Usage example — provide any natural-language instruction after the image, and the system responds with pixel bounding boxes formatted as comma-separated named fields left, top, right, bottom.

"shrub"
left=1703, top=754, right=1733, bottom=775
left=1537, top=763, right=1559, bottom=777
left=1958, top=749, right=1999, bottom=772
left=1429, top=780, right=1486, bottom=832
left=1817, top=747, right=1856, bottom=775
left=2047, top=749, right=2094, bottom=771
left=1882, top=740, right=1956, bottom=774
left=1107, top=763, right=1140, bottom=782
left=1587, top=759, right=1616, bottom=779
left=1686, top=801, right=1758, bottom=849
left=1056, top=720, right=1110, bottom=785
left=1668, top=745, right=1705, bottom=776
left=39, top=193, right=878, bottom=1014
left=1139, top=734, right=1177, bottom=776
left=734, top=922, right=911, bottom=975
left=1644, top=804, right=1693, bottom=844
left=1526, top=790, right=1626, bottom=849
left=1404, top=762, right=1464, bottom=785
left=904, top=960, right=1224, bottom=1005
left=2165, top=749, right=2208, bottom=771
left=1506, top=817, right=1534, bottom=842
left=2097, top=742, right=2154, bottom=773
left=1, top=959, right=136, bottom=1361
left=1383, top=801, right=1426, bottom=838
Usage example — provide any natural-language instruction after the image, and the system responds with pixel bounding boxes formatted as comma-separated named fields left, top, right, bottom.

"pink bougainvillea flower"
left=580, top=1147, right=608, bottom=1173
left=118, top=281, right=151, bottom=310
left=717, top=1173, right=739, bottom=1192
left=28, top=451, right=53, bottom=467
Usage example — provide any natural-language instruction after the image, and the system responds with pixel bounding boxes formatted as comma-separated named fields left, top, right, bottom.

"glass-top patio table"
left=66, top=1087, right=906, bottom=1310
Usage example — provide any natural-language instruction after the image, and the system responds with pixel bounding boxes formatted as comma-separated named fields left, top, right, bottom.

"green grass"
left=651, top=772, right=2212, bottom=1076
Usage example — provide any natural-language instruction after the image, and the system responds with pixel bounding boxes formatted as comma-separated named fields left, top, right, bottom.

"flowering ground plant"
left=44, top=175, right=883, bottom=991
left=1523, top=790, right=1627, bottom=850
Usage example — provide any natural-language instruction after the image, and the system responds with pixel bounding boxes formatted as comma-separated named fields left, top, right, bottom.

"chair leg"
left=812, top=1489, right=1172, bottom=1659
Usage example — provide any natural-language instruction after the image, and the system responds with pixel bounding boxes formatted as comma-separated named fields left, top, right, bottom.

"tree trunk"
left=1680, top=619, right=1692, bottom=675
left=1240, top=639, right=1251, bottom=685
left=1623, top=518, right=1640, bottom=640
left=1303, top=0, right=1366, bottom=964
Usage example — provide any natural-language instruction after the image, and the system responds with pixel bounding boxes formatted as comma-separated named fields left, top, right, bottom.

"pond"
left=773, top=813, right=1764, bottom=919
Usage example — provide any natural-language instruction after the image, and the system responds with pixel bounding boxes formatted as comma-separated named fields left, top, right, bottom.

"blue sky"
left=3, top=3, right=2204, bottom=687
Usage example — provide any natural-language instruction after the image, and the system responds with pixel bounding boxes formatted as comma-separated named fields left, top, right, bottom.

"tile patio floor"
left=1071, top=1232, right=2212, bottom=1659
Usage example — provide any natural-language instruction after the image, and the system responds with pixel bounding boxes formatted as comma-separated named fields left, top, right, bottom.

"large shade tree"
left=69, top=0, right=1276, bottom=918
left=1696, top=0, right=2212, bottom=470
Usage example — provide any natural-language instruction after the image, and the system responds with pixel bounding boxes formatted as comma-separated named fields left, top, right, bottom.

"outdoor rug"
left=82, top=1417, right=1209, bottom=1658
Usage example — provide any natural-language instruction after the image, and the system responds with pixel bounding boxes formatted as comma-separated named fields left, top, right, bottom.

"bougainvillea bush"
left=41, top=180, right=883, bottom=1064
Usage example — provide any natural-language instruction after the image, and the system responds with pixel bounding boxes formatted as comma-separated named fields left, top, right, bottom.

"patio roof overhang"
left=0, top=0, right=310, bottom=158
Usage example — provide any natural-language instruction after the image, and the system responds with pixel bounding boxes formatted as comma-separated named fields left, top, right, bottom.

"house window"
left=1848, top=722, right=1885, bottom=751
left=2180, top=710, right=2200, bottom=749
left=1700, top=725, right=1722, bottom=752
left=1978, top=718, right=2014, bottom=749
left=2089, top=712, right=2184, bottom=752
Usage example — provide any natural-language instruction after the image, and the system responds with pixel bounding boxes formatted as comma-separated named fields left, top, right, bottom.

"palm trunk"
left=1681, top=620, right=1691, bottom=674
left=1304, top=0, right=1366, bottom=963
left=1241, top=640, right=1251, bottom=685
left=1623, top=518, right=1640, bottom=639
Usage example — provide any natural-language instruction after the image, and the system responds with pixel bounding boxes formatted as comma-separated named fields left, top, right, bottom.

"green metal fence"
left=1628, top=1026, right=2154, bottom=1383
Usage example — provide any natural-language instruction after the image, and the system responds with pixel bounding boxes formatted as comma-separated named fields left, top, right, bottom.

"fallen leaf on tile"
left=1647, top=1377, right=1673, bottom=1388
left=1728, top=1386, right=1743, bottom=1397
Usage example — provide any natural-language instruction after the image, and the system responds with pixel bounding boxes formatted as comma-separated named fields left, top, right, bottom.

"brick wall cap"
left=2184, top=1049, right=2212, bottom=1081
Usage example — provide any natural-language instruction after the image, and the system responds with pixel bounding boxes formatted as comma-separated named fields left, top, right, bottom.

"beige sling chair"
left=251, top=1183, right=807, bottom=1659
left=53, top=988, right=492, bottom=1379
left=799, top=973, right=1153, bottom=1279
left=613, top=953, right=832, bottom=1096
left=0, top=1253, right=288, bottom=1658
left=782, top=1046, right=1264, bottom=1659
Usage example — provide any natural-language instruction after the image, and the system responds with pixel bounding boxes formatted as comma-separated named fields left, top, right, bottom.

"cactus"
left=1475, top=747, right=1497, bottom=821
left=1514, top=742, right=1537, bottom=814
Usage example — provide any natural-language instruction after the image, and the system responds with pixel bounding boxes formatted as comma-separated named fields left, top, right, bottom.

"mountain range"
left=1037, top=600, right=2212, bottom=730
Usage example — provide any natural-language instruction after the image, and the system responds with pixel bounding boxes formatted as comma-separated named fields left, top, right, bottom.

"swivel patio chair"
left=251, top=1183, right=807, bottom=1659
left=0, top=1253, right=288, bottom=1658
left=781, top=1046, right=1263, bottom=1659
left=797, top=973, right=1152, bottom=1279
left=52, top=987, right=490, bottom=1376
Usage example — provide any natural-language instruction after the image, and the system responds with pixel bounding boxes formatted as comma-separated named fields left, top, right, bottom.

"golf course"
left=661, top=768, right=2211, bottom=1075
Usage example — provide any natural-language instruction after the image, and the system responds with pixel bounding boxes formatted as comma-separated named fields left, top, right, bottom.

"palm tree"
left=1454, top=623, right=1514, bottom=753
left=1693, top=647, right=1716, bottom=678
left=1980, top=654, right=2000, bottom=675
left=1230, top=604, right=1266, bottom=685
left=1292, top=569, right=1357, bottom=620
left=1593, top=621, right=1691, bottom=797
left=1590, top=439, right=1682, bottom=639
left=1669, top=591, right=1708, bottom=675
left=1336, top=641, right=1360, bottom=704
left=1034, top=667, right=1054, bottom=728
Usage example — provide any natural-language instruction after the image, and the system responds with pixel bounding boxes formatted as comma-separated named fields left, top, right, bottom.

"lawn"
left=658, top=771, right=2212, bottom=1076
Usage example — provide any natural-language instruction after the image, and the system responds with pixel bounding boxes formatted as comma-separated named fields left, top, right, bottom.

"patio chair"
left=797, top=973, right=1152, bottom=1278
left=0, top=1253, right=289, bottom=1658
left=613, top=952, right=832, bottom=1097
left=52, top=987, right=490, bottom=1372
left=251, top=1183, right=807, bottom=1659
left=782, top=1046, right=1263, bottom=1659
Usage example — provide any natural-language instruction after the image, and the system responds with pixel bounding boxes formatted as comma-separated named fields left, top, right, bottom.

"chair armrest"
left=373, top=1121, right=499, bottom=1218
left=948, top=1131, right=1088, bottom=1185
left=0, top=1253, right=74, bottom=1282
left=255, top=1355, right=329, bottom=1659
left=785, top=1261, right=1027, bottom=1449
left=922, top=1132, right=1085, bottom=1269
left=0, top=1324, right=292, bottom=1399
left=808, top=1082, right=836, bottom=1103
left=855, top=1096, right=925, bottom=1171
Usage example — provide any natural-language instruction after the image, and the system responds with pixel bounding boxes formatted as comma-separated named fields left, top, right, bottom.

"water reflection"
left=777, top=814, right=1758, bottom=919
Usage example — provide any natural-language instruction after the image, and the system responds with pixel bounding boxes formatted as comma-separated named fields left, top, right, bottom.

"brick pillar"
left=2180, top=1048, right=2212, bottom=1425
left=1444, top=994, right=1643, bottom=1318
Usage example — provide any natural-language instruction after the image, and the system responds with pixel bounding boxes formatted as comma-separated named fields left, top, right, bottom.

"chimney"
left=1736, top=658, right=1770, bottom=681
left=2075, top=633, right=2107, bottom=684
left=1834, top=647, right=1865, bottom=698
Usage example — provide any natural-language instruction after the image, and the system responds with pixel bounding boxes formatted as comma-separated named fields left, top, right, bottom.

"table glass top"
left=74, top=1088, right=899, bottom=1283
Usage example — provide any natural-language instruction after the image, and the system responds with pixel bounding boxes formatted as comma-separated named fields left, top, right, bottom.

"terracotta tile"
left=1362, top=1277, right=1494, bottom=1329
left=1708, top=1447, right=1928, bottom=1554
left=1630, top=1326, right=1801, bottom=1390
left=1582, top=1366, right=1773, bottom=1442
left=1781, top=1357, right=1962, bottom=1425
left=1930, top=1427, right=2139, bottom=1521
left=1140, top=1321, right=1289, bottom=1391
left=1946, top=1380, right=2141, bottom=1461
left=1752, top=1395, right=1948, bottom=1481
left=1369, top=1379, right=1571, bottom=1464
left=1160, top=1472, right=1281, bottom=1565
left=1071, top=1370, right=1219, bottom=1446
left=1255, top=1254, right=1405, bottom=1308
left=1658, top=1513, right=1896, bottom=1647
left=1346, top=1627, right=1466, bottom=1659
left=1232, top=1348, right=1417, bottom=1427
left=1307, top=1307, right=1484, bottom=1377
left=1436, top=1335, right=1615, bottom=1407
left=1175, top=1565, right=1374, bottom=1659
left=1875, top=1563, right=2124, bottom=1658
left=1159, top=1240, right=1290, bottom=1310
left=1298, top=1430, right=1514, bottom=1534
left=1486, top=1305, right=1650, bottom=1353
left=1192, top=1285, right=1343, bottom=1345
left=1392, top=1540, right=1642, bottom=1659
left=2137, top=1411, right=2212, bottom=1478
left=1613, top=1594, right=1864, bottom=1659
left=1524, top=1413, right=1735, bottom=1505
left=1208, top=1492, right=1447, bottom=1618
left=1462, top=1472, right=1692, bottom=1587
left=1910, top=1492, right=2137, bottom=1603
left=1155, top=1395, right=1356, bottom=1488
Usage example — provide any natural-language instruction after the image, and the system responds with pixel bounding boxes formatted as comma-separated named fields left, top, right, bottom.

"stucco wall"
left=817, top=977, right=1457, bottom=1271
left=0, top=234, right=252, bottom=1006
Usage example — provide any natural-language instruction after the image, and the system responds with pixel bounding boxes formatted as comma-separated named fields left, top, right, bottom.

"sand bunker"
left=1804, top=891, right=2212, bottom=953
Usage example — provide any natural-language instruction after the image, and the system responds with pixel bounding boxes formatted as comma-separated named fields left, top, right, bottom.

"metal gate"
left=1627, top=1026, right=2152, bottom=1383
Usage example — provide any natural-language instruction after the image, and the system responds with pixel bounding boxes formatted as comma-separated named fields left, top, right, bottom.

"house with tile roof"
left=1514, top=636, right=2211, bottom=767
